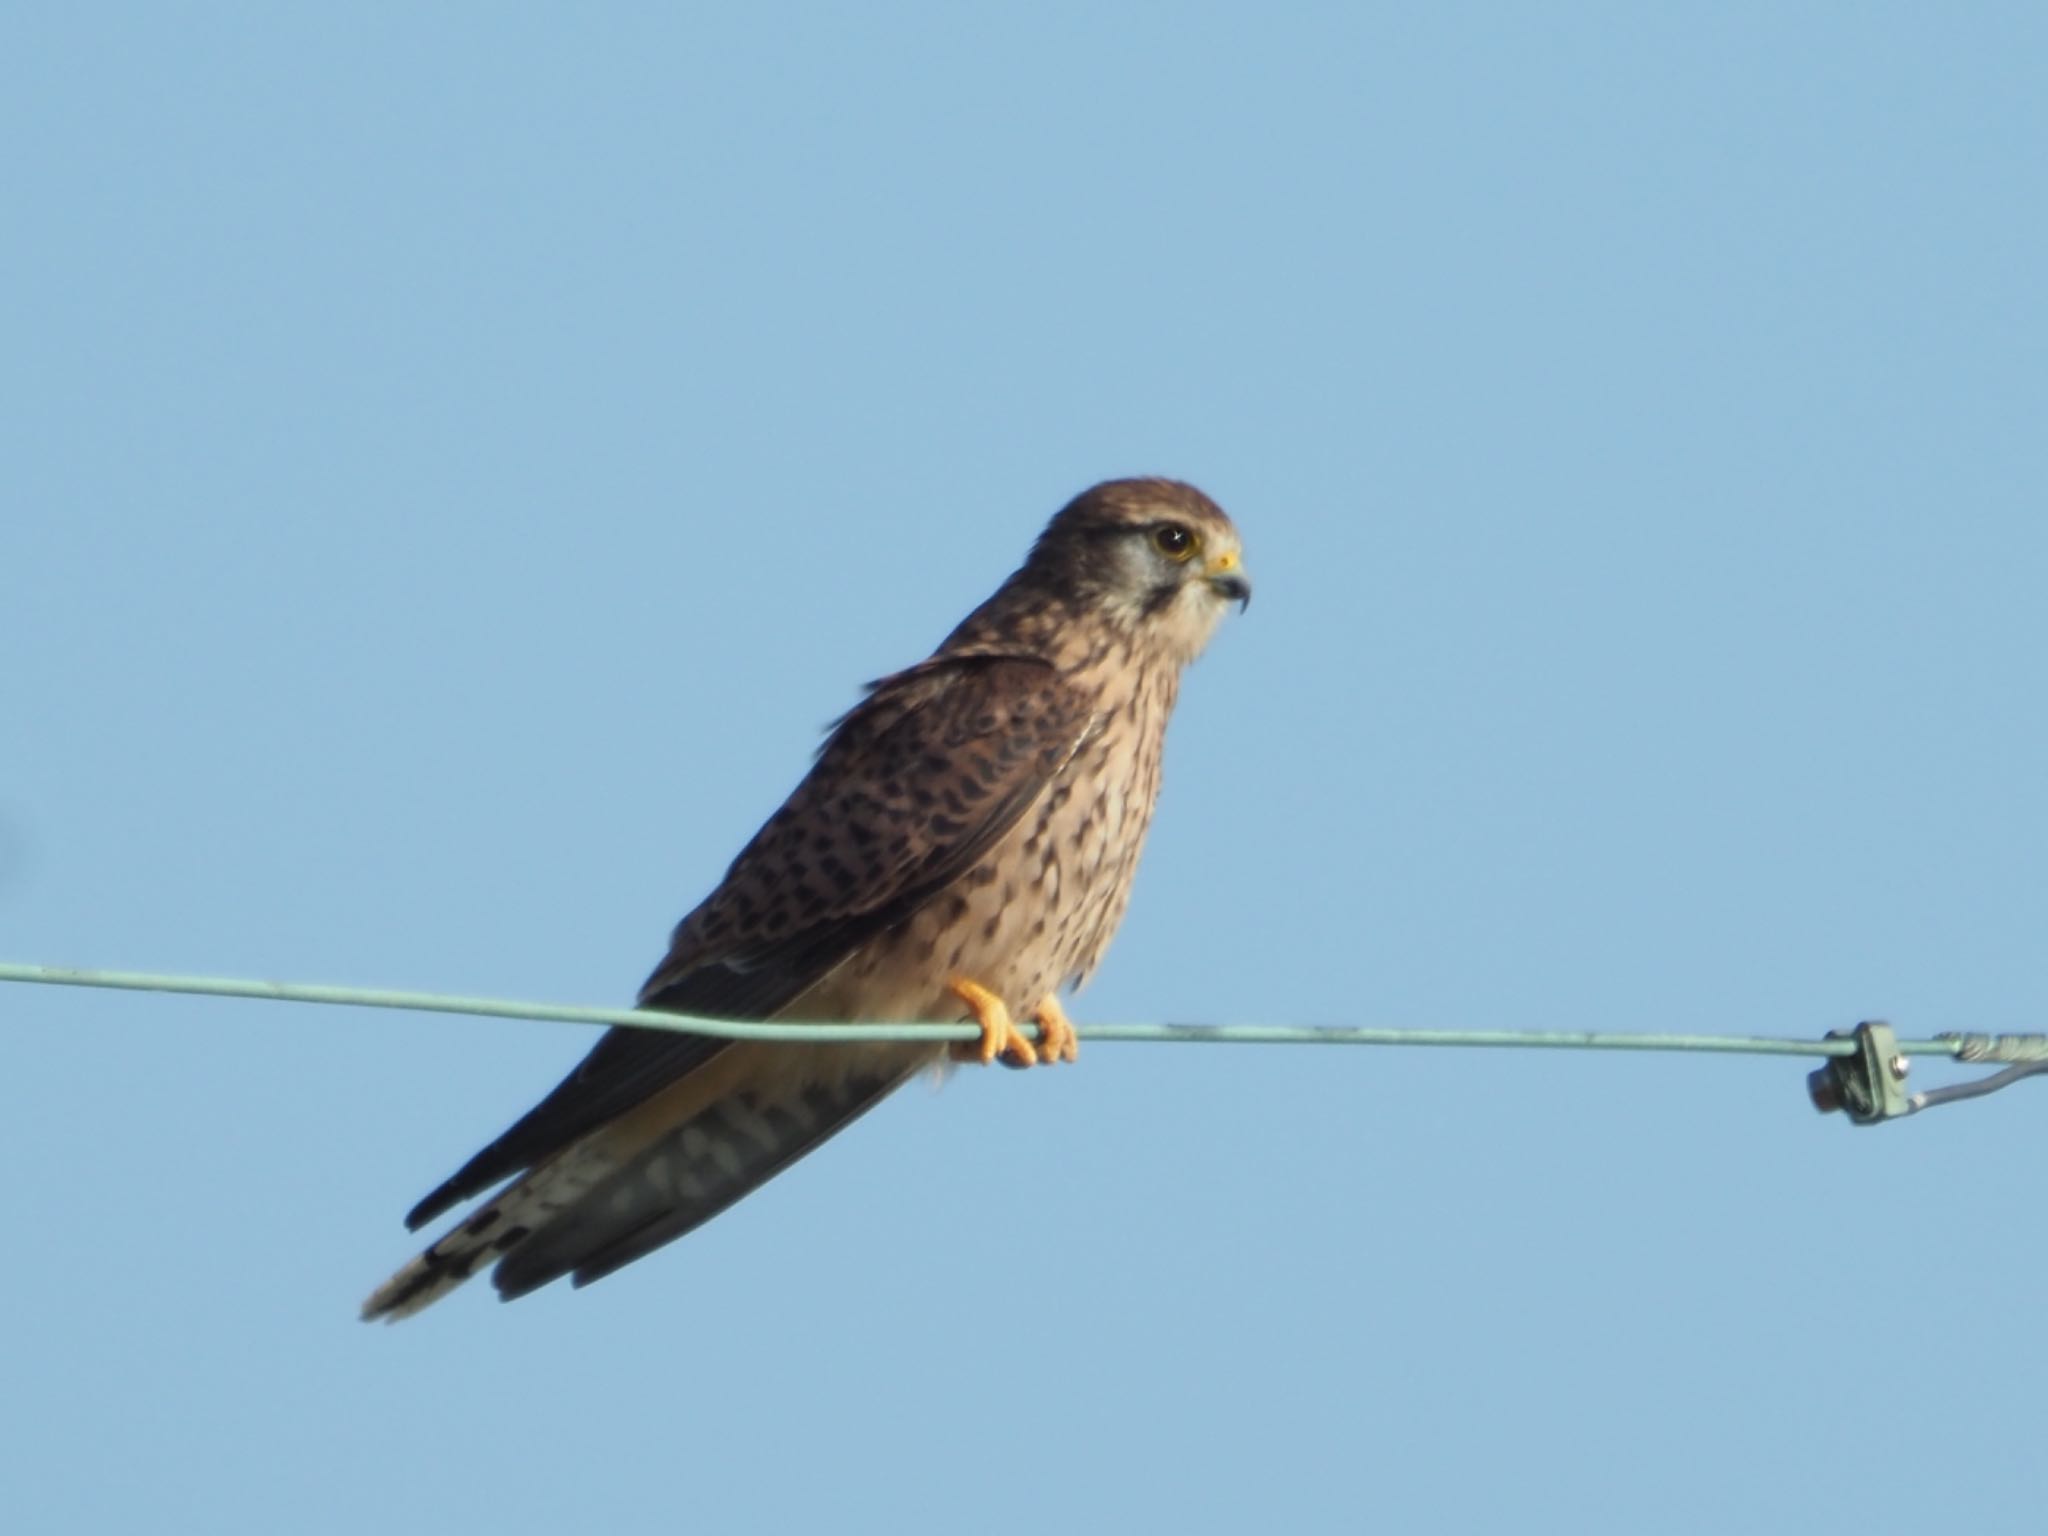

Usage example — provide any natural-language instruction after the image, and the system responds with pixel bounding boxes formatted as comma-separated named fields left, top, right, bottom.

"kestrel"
left=364, top=477, right=1249, bottom=1319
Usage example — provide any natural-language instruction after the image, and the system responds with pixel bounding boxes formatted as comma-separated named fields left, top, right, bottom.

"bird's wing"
left=403, top=652, right=1098, bottom=1230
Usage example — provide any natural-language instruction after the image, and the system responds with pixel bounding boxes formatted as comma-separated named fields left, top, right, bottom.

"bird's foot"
left=947, top=978, right=1038, bottom=1067
left=1030, top=994, right=1080, bottom=1064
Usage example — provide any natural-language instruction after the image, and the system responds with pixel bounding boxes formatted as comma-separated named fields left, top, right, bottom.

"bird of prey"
left=363, top=477, right=1249, bottom=1319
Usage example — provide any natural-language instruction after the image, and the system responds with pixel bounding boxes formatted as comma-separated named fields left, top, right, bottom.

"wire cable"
left=4, top=961, right=2042, bottom=1121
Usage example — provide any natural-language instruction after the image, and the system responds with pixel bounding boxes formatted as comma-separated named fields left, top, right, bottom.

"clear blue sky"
left=4, top=6, right=2044, bottom=1533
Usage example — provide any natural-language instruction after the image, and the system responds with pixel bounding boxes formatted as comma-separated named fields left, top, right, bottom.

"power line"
left=3, top=961, right=2041, bottom=1124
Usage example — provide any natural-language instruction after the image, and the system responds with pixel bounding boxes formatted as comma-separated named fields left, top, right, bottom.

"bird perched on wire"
left=364, top=477, right=1250, bottom=1319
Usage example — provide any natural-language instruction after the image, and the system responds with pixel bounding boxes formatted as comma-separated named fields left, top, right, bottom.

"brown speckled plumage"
left=364, top=477, right=1248, bottom=1319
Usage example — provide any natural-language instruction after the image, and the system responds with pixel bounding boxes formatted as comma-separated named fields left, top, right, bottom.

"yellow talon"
left=948, top=977, right=1037, bottom=1067
left=1031, top=995, right=1080, bottom=1064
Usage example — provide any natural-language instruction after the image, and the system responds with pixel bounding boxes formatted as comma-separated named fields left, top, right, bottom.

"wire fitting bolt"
left=1808, top=1020, right=1912, bottom=1124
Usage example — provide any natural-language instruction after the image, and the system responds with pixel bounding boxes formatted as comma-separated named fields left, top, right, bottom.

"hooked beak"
left=1206, top=548, right=1252, bottom=611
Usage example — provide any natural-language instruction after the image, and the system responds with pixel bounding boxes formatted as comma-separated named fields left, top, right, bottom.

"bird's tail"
left=362, top=1043, right=934, bottom=1321
left=486, top=1057, right=923, bottom=1301
left=360, top=1140, right=624, bottom=1322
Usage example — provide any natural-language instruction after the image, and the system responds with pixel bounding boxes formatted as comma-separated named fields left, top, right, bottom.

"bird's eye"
left=1152, top=523, right=1197, bottom=561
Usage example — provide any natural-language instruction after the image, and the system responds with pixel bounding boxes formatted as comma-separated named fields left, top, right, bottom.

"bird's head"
left=1025, top=478, right=1251, bottom=665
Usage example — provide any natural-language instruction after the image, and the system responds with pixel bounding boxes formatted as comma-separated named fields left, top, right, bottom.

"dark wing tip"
left=404, top=1177, right=472, bottom=1233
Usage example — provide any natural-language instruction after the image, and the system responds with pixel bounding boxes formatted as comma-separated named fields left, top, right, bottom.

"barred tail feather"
left=361, top=1140, right=627, bottom=1322
left=360, top=1211, right=513, bottom=1322
left=363, top=1051, right=925, bottom=1321
left=493, top=1063, right=918, bottom=1301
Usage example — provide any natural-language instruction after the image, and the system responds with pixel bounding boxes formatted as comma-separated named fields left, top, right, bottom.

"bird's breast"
left=798, top=675, right=1173, bottom=1027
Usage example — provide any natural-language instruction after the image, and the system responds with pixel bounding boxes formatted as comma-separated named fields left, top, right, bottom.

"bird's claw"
left=1030, top=995, right=1080, bottom=1064
left=948, top=977, right=1039, bottom=1067
left=946, top=979, right=1080, bottom=1067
